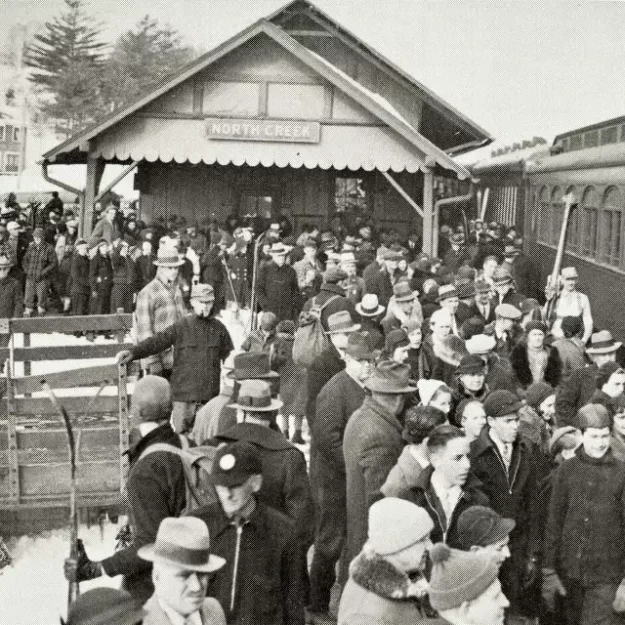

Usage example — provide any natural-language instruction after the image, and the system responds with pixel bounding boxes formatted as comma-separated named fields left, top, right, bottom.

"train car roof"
left=526, top=141, right=625, bottom=174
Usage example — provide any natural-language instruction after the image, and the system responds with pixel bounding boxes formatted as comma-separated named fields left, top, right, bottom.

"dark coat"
left=544, top=448, right=625, bottom=586
left=402, top=465, right=490, bottom=548
left=485, top=354, right=519, bottom=394
left=136, top=255, right=156, bottom=289
left=22, top=240, right=57, bottom=281
left=257, top=261, right=301, bottom=322
left=271, top=332, right=307, bottom=416
left=510, top=342, right=562, bottom=390
left=0, top=274, right=23, bottom=318
left=215, top=422, right=314, bottom=548
left=191, top=500, right=306, bottom=625
left=364, top=267, right=394, bottom=308
left=469, top=428, right=543, bottom=613
left=511, top=253, right=540, bottom=300
left=89, top=252, right=113, bottom=292
left=343, top=396, right=405, bottom=574
left=306, top=346, right=345, bottom=424
left=312, top=370, right=366, bottom=488
left=67, top=253, right=90, bottom=294
left=101, top=423, right=185, bottom=602
left=302, top=284, right=356, bottom=331
left=555, top=363, right=598, bottom=427
left=130, top=314, right=233, bottom=403
left=467, top=300, right=496, bottom=325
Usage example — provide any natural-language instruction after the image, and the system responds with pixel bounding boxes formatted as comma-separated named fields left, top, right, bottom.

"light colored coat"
left=142, top=595, right=226, bottom=625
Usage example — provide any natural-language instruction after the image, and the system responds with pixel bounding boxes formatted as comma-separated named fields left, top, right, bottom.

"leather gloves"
left=64, top=539, right=103, bottom=582
left=541, top=568, right=566, bottom=612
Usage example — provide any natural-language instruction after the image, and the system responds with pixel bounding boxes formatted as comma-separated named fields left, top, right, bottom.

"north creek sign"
left=206, top=118, right=321, bottom=143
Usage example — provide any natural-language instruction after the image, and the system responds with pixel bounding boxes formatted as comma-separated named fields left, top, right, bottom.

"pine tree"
left=104, top=16, right=194, bottom=111
left=25, top=0, right=108, bottom=136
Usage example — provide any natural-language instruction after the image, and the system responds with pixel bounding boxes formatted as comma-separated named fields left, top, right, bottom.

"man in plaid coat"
left=22, top=227, right=57, bottom=316
left=133, top=248, right=187, bottom=379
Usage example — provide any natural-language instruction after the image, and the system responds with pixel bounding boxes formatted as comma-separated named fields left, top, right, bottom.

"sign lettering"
left=206, top=118, right=320, bottom=143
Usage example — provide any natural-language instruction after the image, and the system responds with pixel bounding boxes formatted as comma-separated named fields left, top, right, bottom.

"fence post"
left=118, top=363, right=130, bottom=489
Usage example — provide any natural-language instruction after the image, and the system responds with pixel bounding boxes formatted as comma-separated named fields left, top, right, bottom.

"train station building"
left=41, top=0, right=492, bottom=254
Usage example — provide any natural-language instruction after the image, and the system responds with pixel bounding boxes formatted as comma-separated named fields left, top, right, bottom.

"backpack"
left=136, top=436, right=222, bottom=513
left=292, top=294, right=340, bottom=368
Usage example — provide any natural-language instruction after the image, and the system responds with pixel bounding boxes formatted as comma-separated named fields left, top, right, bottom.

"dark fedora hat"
left=227, top=351, right=279, bottom=380
left=365, top=361, right=417, bottom=394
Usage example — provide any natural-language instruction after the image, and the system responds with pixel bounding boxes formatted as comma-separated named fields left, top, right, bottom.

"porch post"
left=422, top=166, right=434, bottom=256
left=82, top=149, right=104, bottom=238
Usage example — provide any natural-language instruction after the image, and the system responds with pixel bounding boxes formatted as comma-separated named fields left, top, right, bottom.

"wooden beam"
left=381, top=171, right=423, bottom=218
left=94, top=162, right=138, bottom=203
left=422, top=168, right=435, bottom=256
left=12, top=364, right=119, bottom=395
left=82, top=151, right=104, bottom=238
left=10, top=396, right=120, bottom=416
left=6, top=313, right=133, bottom=334
left=0, top=343, right=132, bottom=363
left=285, top=30, right=335, bottom=37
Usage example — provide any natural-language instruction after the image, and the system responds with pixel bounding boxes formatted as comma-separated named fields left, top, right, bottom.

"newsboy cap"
left=483, top=390, right=524, bottom=418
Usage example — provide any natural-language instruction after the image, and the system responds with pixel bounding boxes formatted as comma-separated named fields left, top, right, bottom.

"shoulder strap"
left=318, top=294, right=341, bottom=311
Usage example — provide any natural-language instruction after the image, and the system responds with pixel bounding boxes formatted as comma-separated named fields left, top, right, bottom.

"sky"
left=3, top=0, right=625, bottom=154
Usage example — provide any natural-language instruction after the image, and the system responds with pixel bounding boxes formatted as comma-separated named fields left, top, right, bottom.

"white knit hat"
left=368, top=498, right=434, bottom=555
left=417, top=379, right=447, bottom=407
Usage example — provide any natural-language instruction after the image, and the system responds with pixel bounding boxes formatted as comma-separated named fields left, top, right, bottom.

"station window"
left=580, top=186, right=599, bottom=259
left=601, top=187, right=623, bottom=268
left=335, top=176, right=370, bottom=215
left=4, top=153, right=19, bottom=173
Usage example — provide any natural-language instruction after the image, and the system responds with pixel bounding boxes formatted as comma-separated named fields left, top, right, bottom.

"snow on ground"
left=1, top=308, right=310, bottom=624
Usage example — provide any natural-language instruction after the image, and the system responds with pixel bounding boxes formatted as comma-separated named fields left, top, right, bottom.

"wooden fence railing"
left=0, top=313, right=135, bottom=510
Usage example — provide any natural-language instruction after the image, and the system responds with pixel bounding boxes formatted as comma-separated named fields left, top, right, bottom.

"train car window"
left=569, top=134, right=583, bottom=151
left=621, top=125, right=625, bottom=142
left=584, top=131, right=599, bottom=148
left=602, top=187, right=623, bottom=268
left=601, top=127, right=618, bottom=145
left=565, top=186, right=580, bottom=253
left=551, top=187, right=564, bottom=246
left=581, top=186, right=600, bottom=259
left=538, top=186, right=550, bottom=244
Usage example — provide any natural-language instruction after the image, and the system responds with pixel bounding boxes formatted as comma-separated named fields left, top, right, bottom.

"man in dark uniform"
left=89, top=239, right=113, bottom=315
left=191, top=442, right=306, bottom=625
left=67, top=239, right=91, bottom=316
left=257, top=241, right=301, bottom=322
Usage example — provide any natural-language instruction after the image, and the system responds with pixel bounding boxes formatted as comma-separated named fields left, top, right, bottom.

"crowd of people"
left=5, top=191, right=625, bottom=625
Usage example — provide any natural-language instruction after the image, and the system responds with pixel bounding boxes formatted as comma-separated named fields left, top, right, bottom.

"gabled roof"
left=43, top=2, right=478, bottom=179
left=268, top=0, right=493, bottom=151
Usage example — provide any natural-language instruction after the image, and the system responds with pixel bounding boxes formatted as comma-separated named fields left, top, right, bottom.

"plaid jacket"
left=133, top=276, right=187, bottom=372
left=22, top=241, right=57, bottom=281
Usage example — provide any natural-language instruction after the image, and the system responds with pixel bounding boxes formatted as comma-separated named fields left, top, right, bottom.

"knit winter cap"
left=368, top=498, right=434, bottom=556
left=455, top=506, right=516, bottom=551
left=417, top=379, right=447, bottom=406
left=561, top=315, right=583, bottom=338
left=596, top=361, right=625, bottom=389
left=525, top=382, right=555, bottom=410
left=456, top=354, right=486, bottom=376
left=428, top=543, right=500, bottom=611
left=131, top=375, right=172, bottom=424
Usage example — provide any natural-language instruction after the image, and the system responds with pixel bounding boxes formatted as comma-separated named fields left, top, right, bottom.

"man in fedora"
left=89, top=238, right=113, bottom=315
left=309, top=332, right=378, bottom=622
left=133, top=247, right=187, bottom=379
left=340, top=251, right=366, bottom=306
left=293, top=238, right=322, bottom=294
left=491, top=267, right=526, bottom=309
left=119, top=284, right=233, bottom=433
left=257, top=241, right=301, bottom=322
left=139, top=517, right=226, bottom=625
left=443, top=232, right=470, bottom=274
left=306, top=310, right=360, bottom=426
left=437, top=284, right=463, bottom=335
left=342, top=361, right=417, bottom=583
left=556, top=330, right=623, bottom=426
left=302, top=267, right=356, bottom=331
left=503, top=243, right=539, bottom=301
left=484, top=303, right=522, bottom=359
left=213, top=380, right=313, bottom=556
left=191, top=442, right=306, bottom=625
left=355, top=293, right=385, bottom=349
left=365, top=249, right=402, bottom=308
left=0, top=254, right=23, bottom=374
left=468, top=280, right=496, bottom=325
left=381, top=281, right=423, bottom=335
